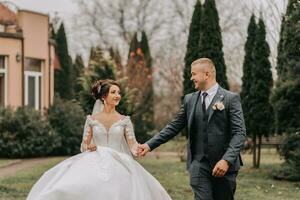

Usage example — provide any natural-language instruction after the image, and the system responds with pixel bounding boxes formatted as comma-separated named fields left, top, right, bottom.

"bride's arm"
left=80, top=126, right=93, bottom=152
left=80, top=117, right=96, bottom=152
left=124, top=119, right=139, bottom=156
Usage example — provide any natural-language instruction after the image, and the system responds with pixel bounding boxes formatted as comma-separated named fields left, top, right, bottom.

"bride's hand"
left=87, top=144, right=97, bottom=151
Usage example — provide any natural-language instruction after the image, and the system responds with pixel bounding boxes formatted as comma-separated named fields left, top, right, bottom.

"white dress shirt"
left=201, top=83, right=219, bottom=110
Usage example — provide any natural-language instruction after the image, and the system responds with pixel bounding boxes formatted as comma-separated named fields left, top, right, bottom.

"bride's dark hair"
left=91, top=79, right=121, bottom=101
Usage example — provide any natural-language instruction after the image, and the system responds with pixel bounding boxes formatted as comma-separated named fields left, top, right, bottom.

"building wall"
left=49, top=44, right=55, bottom=105
left=0, top=37, right=22, bottom=107
left=18, top=11, right=49, bottom=59
left=18, top=10, right=52, bottom=110
left=0, top=9, right=54, bottom=110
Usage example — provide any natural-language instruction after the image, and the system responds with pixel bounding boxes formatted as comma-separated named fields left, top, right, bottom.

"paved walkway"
left=0, top=157, right=61, bottom=179
left=0, top=151, right=179, bottom=179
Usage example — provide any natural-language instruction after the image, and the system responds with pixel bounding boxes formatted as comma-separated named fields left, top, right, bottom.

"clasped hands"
left=87, top=143, right=150, bottom=155
left=137, top=143, right=151, bottom=157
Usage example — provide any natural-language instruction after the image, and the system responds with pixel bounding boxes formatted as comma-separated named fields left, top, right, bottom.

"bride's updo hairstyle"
left=91, top=79, right=121, bottom=102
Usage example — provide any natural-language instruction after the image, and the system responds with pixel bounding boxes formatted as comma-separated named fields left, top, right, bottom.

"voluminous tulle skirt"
left=26, top=146, right=172, bottom=200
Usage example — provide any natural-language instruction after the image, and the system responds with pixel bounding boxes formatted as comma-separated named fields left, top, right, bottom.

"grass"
left=0, top=149, right=299, bottom=200
left=236, top=149, right=300, bottom=200
left=0, top=159, right=20, bottom=168
left=138, top=157, right=192, bottom=199
left=0, top=157, right=66, bottom=200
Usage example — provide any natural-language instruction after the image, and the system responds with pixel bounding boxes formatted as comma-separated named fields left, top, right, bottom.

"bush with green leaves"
left=47, top=97, right=85, bottom=155
left=0, top=106, right=60, bottom=158
left=272, top=0, right=300, bottom=181
left=273, top=133, right=300, bottom=181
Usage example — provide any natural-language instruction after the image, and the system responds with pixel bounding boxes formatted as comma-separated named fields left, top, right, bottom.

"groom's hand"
left=138, top=144, right=150, bottom=157
left=212, top=159, right=229, bottom=177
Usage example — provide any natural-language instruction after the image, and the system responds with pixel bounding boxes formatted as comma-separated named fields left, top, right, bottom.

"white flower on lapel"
left=212, top=101, right=225, bottom=111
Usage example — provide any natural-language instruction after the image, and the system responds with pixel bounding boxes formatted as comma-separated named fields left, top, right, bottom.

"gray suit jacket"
left=146, top=86, right=246, bottom=171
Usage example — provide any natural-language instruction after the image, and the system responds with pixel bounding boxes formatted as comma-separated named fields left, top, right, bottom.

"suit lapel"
left=188, top=91, right=200, bottom=132
left=207, top=86, right=225, bottom=122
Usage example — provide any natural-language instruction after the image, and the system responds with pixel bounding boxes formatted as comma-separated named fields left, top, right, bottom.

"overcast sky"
left=3, top=0, right=78, bottom=15
left=3, top=0, right=80, bottom=55
left=3, top=0, right=287, bottom=82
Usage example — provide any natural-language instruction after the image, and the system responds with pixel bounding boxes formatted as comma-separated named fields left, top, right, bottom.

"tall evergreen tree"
left=198, top=0, right=229, bottom=89
left=128, top=33, right=139, bottom=59
left=272, top=0, right=300, bottom=181
left=183, top=0, right=202, bottom=95
left=73, top=55, right=85, bottom=98
left=128, top=31, right=152, bottom=68
left=140, top=31, right=154, bottom=137
left=109, top=48, right=123, bottom=77
left=241, top=14, right=257, bottom=136
left=276, top=17, right=286, bottom=80
left=273, top=0, right=300, bottom=134
left=140, top=31, right=152, bottom=69
left=276, top=0, right=299, bottom=80
left=54, top=23, right=73, bottom=99
left=126, top=32, right=154, bottom=142
left=250, top=18, right=274, bottom=168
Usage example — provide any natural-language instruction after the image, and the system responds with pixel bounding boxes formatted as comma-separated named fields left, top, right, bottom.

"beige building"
left=0, top=3, right=56, bottom=111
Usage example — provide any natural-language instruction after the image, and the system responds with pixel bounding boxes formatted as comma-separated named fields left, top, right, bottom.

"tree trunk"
left=257, top=134, right=262, bottom=168
left=252, top=133, right=257, bottom=168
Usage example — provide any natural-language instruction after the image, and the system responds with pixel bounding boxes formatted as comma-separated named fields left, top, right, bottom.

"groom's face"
left=190, top=64, right=208, bottom=90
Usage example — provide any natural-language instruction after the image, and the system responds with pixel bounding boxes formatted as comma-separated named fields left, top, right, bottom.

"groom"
left=138, top=58, right=246, bottom=200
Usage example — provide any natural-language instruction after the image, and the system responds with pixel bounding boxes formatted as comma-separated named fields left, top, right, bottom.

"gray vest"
left=190, top=94, right=209, bottom=161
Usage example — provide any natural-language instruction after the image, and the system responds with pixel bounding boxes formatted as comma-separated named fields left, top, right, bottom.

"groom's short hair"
left=191, top=58, right=216, bottom=76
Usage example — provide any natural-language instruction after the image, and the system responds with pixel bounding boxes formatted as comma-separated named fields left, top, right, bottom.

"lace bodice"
left=80, top=115, right=139, bottom=156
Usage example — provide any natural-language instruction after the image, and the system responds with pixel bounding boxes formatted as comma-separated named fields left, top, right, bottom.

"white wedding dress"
left=26, top=115, right=172, bottom=200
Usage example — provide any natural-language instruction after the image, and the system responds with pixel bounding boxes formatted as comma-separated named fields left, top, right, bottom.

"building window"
left=0, top=25, right=4, bottom=32
left=0, top=56, right=7, bottom=107
left=25, top=58, right=42, bottom=110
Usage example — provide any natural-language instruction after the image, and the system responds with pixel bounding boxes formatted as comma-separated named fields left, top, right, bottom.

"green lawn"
left=0, top=149, right=299, bottom=200
left=0, top=157, right=67, bottom=200
left=0, top=159, right=20, bottom=168
left=236, top=149, right=300, bottom=200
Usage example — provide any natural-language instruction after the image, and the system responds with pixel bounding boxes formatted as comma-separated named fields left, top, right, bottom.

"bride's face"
left=103, top=85, right=121, bottom=107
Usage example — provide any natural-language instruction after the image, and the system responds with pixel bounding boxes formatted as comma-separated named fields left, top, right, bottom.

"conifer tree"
left=54, top=23, right=73, bottom=99
left=127, top=32, right=154, bottom=142
left=183, top=0, right=202, bottom=95
left=198, top=0, right=229, bottom=89
left=241, top=14, right=257, bottom=136
left=250, top=18, right=274, bottom=168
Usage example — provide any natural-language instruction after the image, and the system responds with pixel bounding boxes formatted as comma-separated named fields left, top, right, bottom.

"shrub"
left=0, top=106, right=59, bottom=158
left=273, top=133, right=300, bottom=181
left=47, top=97, right=85, bottom=155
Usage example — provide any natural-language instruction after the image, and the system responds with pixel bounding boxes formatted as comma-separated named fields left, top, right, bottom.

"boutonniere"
left=212, top=101, right=225, bottom=111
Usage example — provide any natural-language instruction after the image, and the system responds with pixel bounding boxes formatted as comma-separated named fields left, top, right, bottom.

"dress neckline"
left=88, top=115, right=128, bottom=134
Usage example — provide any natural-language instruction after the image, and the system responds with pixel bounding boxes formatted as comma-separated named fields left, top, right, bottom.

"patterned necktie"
left=202, top=92, right=208, bottom=114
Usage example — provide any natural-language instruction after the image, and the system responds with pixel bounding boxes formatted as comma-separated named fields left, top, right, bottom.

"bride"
left=26, top=79, right=172, bottom=200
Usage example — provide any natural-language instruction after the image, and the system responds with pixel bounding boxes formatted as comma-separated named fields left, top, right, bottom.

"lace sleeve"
left=80, top=116, right=93, bottom=152
left=124, top=118, right=139, bottom=156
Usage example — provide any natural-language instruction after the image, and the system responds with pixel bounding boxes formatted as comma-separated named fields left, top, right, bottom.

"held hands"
left=87, top=144, right=97, bottom=151
left=137, top=143, right=150, bottom=157
left=212, top=159, right=230, bottom=177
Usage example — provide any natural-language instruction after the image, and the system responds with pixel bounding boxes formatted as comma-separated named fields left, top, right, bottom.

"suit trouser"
left=189, top=159, right=238, bottom=200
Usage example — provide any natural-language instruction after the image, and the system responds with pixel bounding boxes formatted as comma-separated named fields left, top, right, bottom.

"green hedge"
left=0, top=98, right=85, bottom=158
left=273, top=133, right=300, bottom=181
left=47, top=97, right=85, bottom=155
left=0, top=106, right=60, bottom=158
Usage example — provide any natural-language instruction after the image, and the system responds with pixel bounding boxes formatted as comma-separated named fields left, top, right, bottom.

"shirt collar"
left=201, top=83, right=219, bottom=96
